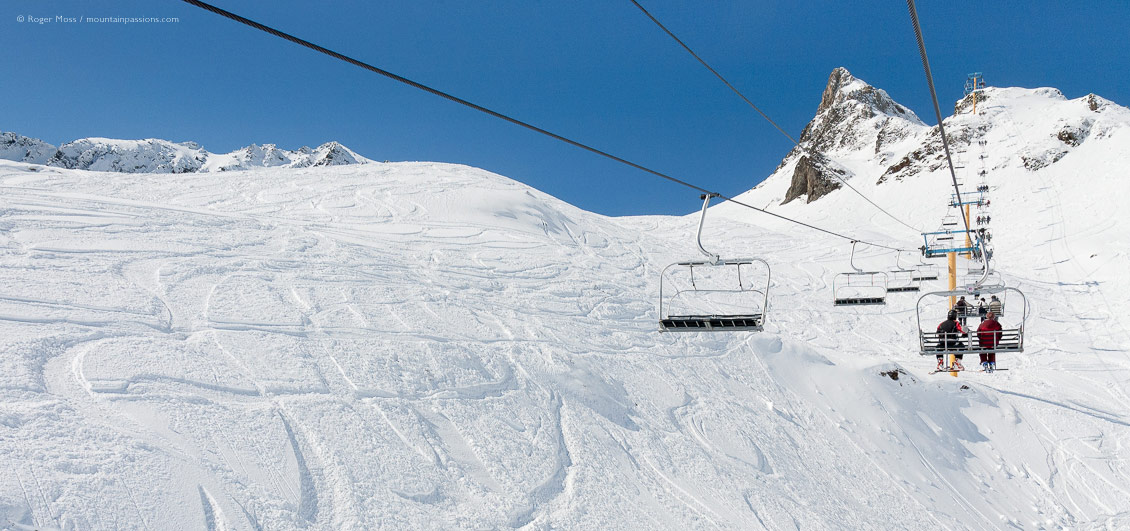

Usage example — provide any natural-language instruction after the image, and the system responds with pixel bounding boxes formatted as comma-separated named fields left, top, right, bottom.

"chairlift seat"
left=834, top=296, right=886, bottom=305
left=919, top=330, right=1023, bottom=354
left=912, top=263, right=940, bottom=282
left=832, top=268, right=888, bottom=306
left=661, top=313, right=763, bottom=331
left=886, top=264, right=921, bottom=293
left=953, top=306, right=977, bottom=317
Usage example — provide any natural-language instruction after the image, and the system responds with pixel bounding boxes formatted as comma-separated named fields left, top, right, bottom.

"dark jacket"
left=954, top=299, right=971, bottom=316
left=937, top=319, right=966, bottom=349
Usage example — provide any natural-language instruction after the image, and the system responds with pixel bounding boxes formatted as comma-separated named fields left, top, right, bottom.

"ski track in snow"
left=2, top=87, right=1130, bottom=529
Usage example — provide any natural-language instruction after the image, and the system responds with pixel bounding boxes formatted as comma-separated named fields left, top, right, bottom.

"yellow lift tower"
left=965, top=72, right=985, bottom=114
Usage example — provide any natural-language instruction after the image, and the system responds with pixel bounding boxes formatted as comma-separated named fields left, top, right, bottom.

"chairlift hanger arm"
left=696, top=193, right=721, bottom=264
left=849, top=240, right=862, bottom=273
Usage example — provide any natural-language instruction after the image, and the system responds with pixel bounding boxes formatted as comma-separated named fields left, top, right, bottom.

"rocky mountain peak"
left=779, top=68, right=928, bottom=203
left=800, top=67, right=925, bottom=153
left=816, top=67, right=852, bottom=115
left=307, top=141, right=364, bottom=167
left=816, top=67, right=922, bottom=122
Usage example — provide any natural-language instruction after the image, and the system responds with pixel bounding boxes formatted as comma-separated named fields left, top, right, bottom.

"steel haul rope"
left=179, top=0, right=914, bottom=252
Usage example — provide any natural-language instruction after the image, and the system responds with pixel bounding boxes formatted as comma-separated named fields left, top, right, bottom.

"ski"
left=929, top=367, right=1008, bottom=374
left=930, top=367, right=966, bottom=374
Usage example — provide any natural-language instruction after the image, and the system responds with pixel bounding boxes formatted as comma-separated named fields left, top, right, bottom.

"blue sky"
left=3, top=1, right=1127, bottom=216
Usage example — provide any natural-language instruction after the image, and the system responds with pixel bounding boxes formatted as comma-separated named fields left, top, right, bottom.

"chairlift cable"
left=905, top=0, right=974, bottom=242
left=628, top=0, right=924, bottom=236
left=179, top=0, right=915, bottom=253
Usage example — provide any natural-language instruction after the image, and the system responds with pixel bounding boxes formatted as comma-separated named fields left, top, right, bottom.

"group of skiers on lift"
left=935, top=295, right=1004, bottom=372
left=976, top=215, right=992, bottom=224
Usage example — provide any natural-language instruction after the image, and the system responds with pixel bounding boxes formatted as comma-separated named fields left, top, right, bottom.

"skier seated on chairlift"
left=936, top=309, right=967, bottom=371
left=977, top=311, right=1003, bottom=372
left=953, top=296, right=971, bottom=326
left=988, top=295, right=1002, bottom=316
left=977, top=297, right=988, bottom=322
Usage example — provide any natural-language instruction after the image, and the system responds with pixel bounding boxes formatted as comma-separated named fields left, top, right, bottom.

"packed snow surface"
left=2, top=85, right=1130, bottom=530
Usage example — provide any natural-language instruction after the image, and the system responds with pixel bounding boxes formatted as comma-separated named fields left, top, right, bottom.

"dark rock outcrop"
left=1057, top=129, right=1080, bottom=146
left=783, top=155, right=843, bottom=204
left=1085, top=94, right=1107, bottom=112
left=954, top=90, right=991, bottom=115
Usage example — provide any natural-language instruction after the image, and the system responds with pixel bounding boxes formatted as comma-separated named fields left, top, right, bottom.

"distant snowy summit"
left=0, top=131, right=56, bottom=165
left=802, top=66, right=925, bottom=155
left=767, top=66, right=1128, bottom=204
left=0, top=132, right=370, bottom=173
left=778, top=67, right=929, bottom=204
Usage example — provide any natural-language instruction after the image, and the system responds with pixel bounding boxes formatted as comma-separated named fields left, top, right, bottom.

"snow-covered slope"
left=1, top=75, right=1129, bottom=529
left=0, top=132, right=371, bottom=173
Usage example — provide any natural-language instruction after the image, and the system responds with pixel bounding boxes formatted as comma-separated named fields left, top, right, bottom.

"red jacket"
left=977, top=319, right=1003, bottom=348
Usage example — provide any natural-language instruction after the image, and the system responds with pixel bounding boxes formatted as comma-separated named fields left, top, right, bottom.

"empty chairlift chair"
left=912, top=263, right=940, bottom=281
left=887, top=251, right=922, bottom=293
left=832, top=241, right=888, bottom=306
left=659, top=194, right=771, bottom=332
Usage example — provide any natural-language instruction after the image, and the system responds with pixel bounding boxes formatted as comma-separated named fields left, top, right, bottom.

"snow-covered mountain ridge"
left=1, top=70, right=1130, bottom=529
left=0, top=132, right=370, bottom=173
left=764, top=68, right=1127, bottom=205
